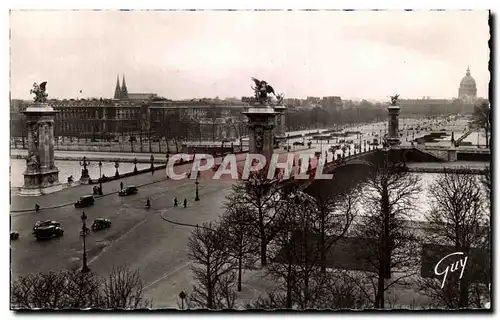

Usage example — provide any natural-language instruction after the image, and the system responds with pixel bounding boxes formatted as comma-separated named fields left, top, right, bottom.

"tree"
left=265, top=191, right=318, bottom=308
left=11, top=266, right=150, bottom=309
left=187, top=222, right=236, bottom=309
left=225, top=169, right=282, bottom=266
left=419, top=168, right=490, bottom=308
left=219, top=207, right=258, bottom=292
left=100, top=266, right=150, bottom=309
left=473, top=99, right=490, bottom=148
left=353, top=153, right=422, bottom=308
left=306, top=180, right=359, bottom=273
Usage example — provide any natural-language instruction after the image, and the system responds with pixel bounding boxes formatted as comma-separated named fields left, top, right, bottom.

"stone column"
left=20, top=103, right=62, bottom=196
left=447, top=147, right=457, bottom=162
left=243, top=106, right=277, bottom=161
left=387, top=104, right=401, bottom=146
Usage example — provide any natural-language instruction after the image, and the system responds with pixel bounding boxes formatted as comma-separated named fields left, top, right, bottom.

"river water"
left=9, top=159, right=151, bottom=188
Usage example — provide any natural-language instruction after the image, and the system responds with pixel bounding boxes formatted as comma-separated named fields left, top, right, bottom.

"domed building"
left=458, top=66, right=477, bottom=103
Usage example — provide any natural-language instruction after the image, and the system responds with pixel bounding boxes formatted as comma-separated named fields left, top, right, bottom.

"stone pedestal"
left=20, top=103, right=62, bottom=196
left=273, top=105, right=287, bottom=146
left=387, top=105, right=401, bottom=146
left=243, top=106, right=277, bottom=161
left=447, top=147, right=458, bottom=162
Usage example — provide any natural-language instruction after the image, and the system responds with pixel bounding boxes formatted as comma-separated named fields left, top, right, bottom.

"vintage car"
left=33, top=220, right=61, bottom=231
left=118, top=186, right=139, bottom=197
left=10, top=231, right=19, bottom=240
left=293, top=141, right=305, bottom=146
left=33, top=225, right=64, bottom=240
left=75, top=195, right=95, bottom=208
left=91, top=218, right=112, bottom=231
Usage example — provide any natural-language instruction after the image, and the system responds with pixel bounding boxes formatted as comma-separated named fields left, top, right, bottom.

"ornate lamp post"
left=150, top=154, right=155, bottom=174
left=195, top=172, right=200, bottom=201
left=81, top=211, right=90, bottom=273
left=98, top=160, right=103, bottom=194
left=114, top=161, right=120, bottom=177
left=79, top=156, right=90, bottom=181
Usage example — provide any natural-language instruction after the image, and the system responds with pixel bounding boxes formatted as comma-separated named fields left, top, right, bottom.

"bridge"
left=281, top=145, right=490, bottom=192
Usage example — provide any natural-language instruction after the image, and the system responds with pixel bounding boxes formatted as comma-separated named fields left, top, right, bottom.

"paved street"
left=10, top=146, right=316, bottom=308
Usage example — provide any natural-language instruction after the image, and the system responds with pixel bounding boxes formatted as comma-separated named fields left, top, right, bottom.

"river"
left=9, top=159, right=151, bottom=188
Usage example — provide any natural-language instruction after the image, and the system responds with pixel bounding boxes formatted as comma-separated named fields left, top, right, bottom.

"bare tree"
left=315, top=270, right=371, bottom=309
left=219, top=207, right=258, bottom=292
left=225, top=168, right=282, bottom=266
left=245, top=291, right=288, bottom=309
left=266, top=190, right=356, bottom=309
left=100, top=266, right=150, bottom=309
left=353, top=154, right=422, bottom=308
left=419, top=168, right=489, bottom=308
left=472, top=100, right=490, bottom=148
left=187, top=222, right=236, bottom=309
left=11, top=266, right=149, bottom=310
left=307, top=181, right=359, bottom=273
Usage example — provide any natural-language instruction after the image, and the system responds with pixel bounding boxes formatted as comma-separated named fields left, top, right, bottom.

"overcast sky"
left=10, top=10, right=490, bottom=101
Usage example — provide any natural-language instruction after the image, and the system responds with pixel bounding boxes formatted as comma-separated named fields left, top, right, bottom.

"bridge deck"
left=406, top=161, right=489, bottom=174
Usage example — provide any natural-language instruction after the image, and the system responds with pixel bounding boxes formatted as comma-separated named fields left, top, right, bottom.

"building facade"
left=10, top=98, right=250, bottom=142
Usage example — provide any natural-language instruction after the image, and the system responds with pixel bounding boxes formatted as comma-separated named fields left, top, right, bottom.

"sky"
left=10, top=10, right=490, bottom=101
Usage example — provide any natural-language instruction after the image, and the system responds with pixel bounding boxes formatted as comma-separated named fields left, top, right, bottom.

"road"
left=10, top=146, right=321, bottom=308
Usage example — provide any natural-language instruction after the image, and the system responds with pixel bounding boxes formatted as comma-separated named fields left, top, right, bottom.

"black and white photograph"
left=7, top=8, right=492, bottom=311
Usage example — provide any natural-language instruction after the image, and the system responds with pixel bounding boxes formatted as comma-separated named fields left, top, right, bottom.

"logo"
left=434, top=252, right=468, bottom=289
left=164, top=153, right=334, bottom=181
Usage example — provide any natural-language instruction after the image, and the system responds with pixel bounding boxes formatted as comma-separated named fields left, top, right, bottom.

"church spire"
left=113, top=74, right=121, bottom=99
left=466, top=65, right=471, bottom=76
left=121, top=74, right=128, bottom=99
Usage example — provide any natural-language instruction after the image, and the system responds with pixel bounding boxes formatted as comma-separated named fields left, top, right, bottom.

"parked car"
left=75, top=195, right=95, bottom=208
left=293, top=141, right=305, bottom=146
left=33, top=225, right=64, bottom=240
left=119, top=186, right=139, bottom=197
left=10, top=231, right=19, bottom=240
left=91, top=218, right=112, bottom=231
left=33, top=220, right=61, bottom=231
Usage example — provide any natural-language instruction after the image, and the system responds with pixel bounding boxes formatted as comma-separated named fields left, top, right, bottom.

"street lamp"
left=114, top=161, right=120, bottom=177
left=79, top=156, right=90, bottom=180
left=133, top=158, right=138, bottom=173
left=81, top=211, right=90, bottom=273
left=179, top=291, right=187, bottom=310
left=98, top=160, right=103, bottom=194
left=150, top=154, right=155, bottom=175
left=195, top=172, right=200, bottom=201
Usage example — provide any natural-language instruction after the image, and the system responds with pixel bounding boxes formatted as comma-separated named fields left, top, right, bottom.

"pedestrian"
left=35, top=203, right=40, bottom=212
left=183, top=198, right=187, bottom=208
left=173, top=197, right=178, bottom=207
left=120, top=181, right=123, bottom=190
